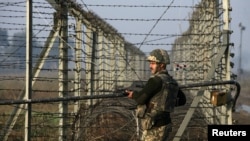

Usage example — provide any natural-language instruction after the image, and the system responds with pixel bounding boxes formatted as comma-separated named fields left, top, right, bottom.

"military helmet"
left=147, top=49, right=170, bottom=64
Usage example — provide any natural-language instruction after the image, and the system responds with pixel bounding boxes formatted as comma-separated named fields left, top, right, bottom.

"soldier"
left=126, top=49, right=179, bottom=141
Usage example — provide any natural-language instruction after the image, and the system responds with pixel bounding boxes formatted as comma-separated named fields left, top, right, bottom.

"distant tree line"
left=0, top=29, right=74, bottom=72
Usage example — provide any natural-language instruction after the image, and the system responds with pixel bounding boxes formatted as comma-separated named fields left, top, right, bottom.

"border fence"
left=0, top=0, right=239, bottom=140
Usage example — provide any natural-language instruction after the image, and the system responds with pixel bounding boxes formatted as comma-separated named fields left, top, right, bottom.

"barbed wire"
left=0, top=0, right=233, bottom=140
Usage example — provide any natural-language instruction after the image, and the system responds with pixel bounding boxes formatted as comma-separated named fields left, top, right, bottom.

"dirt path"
left=232, top=92, right=250, bottom=124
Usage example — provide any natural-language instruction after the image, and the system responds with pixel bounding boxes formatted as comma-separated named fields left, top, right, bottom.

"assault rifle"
left=115, top=80, right=241, bottom=109
left=116, top=85, right=186, bottom=107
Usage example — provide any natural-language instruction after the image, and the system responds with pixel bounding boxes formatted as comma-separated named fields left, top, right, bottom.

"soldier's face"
left=149, top=61, right=161, bottom=74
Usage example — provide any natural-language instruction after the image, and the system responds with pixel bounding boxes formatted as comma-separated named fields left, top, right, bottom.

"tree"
left=0, top=29, right=11, bottom=71
left=0, top=29, right=10, bottom=60
left=6, top=31, right=42, bottom=69
left=3, top=30, right=74, bottom=70
left=0, top=29, right=9, bottom=47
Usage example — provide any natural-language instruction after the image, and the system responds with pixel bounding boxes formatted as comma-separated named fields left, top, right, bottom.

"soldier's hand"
left=125, top=90, right=133, bottom=98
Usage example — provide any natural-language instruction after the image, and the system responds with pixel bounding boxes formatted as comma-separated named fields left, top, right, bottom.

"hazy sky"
left=230, top=0, right=250, bottom=72
left=80, top=0, right=201, bottom=52
left=79, top=0, right=250, bottom=72
left=1, top=0, right=249, bottom=72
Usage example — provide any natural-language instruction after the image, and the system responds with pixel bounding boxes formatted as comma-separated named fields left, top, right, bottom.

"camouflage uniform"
left=131, top=49, right=179, bottom=141
left=140, top=70, right=178, bottom=141
left=141, top=124, right=172, bottom=141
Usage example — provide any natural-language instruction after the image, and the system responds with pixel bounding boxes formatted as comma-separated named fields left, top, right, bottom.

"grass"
left=0, top=71, right=249, bottom=140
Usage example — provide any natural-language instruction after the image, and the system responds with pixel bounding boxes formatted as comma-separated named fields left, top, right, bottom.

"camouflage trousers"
left=141, top=123, right=172, bottom=141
